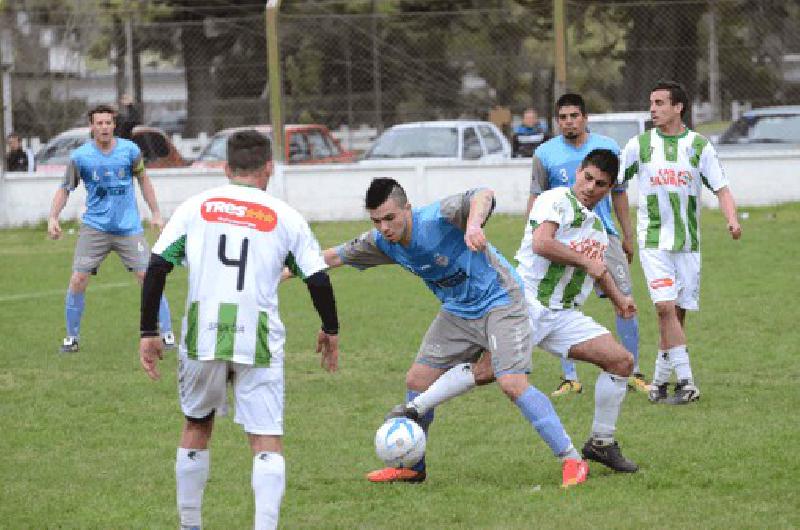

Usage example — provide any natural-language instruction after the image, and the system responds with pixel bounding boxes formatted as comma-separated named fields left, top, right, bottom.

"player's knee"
left=69, top=273, right=90, bottom=292
left=496, top=375, right=527, bottom=401
left=608, top=351, right=634, bottom=377
left=654, top=301, right=676, bottom=319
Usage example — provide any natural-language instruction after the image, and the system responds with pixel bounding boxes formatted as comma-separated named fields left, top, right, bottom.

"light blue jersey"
left=531, top=133, right=622, bottom=236
left=62, top=138, right=145, bottom=236
left=336, top=191, right=523, bottom=319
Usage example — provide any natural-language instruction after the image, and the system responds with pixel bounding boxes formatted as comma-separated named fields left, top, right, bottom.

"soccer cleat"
left=551, top=379, right=582, bottom=397
left=366, top=467, right=426, bottom=483
left=648, top=382, right=669, bottom=403
left=581, top=438, right=638, bottom=473
left=60, top=336, right=79, bottom=353
left=561, top=458, right=589, bottom=487
left=162, top=331, right=177, bottom=350
left=384, top=403, right=420, bottom=423
left=628, top=372, right=650, bottom=393
left=665, top=379, right=700, bottom=405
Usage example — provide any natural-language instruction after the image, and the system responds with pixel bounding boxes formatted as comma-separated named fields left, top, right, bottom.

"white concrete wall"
left=1, top=148, right=798, bottom=227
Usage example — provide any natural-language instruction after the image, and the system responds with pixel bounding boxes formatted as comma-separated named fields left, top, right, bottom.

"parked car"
left=717, top=106, right=800, bottom=146
left=192, top=124, right=355, bottom=168
left=360, top=120, right=512, bottom=162
left=35, top=125, right=189, bottom=172
left=587, top=112, right=652, bottom=148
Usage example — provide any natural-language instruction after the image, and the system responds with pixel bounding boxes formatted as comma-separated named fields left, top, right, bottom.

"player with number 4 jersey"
left=139, top=130, right=340, bottom=530
left=620, top=81, right=741, bottom=405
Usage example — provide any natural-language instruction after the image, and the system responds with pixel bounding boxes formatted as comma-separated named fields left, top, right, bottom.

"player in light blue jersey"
left=527, top=93, right=648, bottom=395
left=47, top=104, right=173, bottom=353
left=322, top=178, right=589, bottom=488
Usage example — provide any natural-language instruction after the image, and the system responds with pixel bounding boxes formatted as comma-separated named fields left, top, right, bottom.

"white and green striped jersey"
left=152, top=183, right=327, bottom=367
left=515, top=187, right=608, bottom=309
left=620, top=128, right=729, bottom=252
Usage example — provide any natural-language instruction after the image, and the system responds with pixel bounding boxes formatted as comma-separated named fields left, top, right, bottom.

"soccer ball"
left=374, top=417, right=426, bottom=468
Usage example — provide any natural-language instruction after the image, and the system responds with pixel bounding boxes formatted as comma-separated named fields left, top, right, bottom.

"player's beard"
left=564, top=131, right=579, bottom=140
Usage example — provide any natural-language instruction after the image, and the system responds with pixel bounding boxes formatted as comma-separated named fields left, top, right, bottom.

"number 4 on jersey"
left=218, top=234, right=249, bottom=291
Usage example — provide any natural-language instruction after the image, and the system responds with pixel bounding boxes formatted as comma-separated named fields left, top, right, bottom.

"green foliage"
left=1, top=204, right=799, bottom=527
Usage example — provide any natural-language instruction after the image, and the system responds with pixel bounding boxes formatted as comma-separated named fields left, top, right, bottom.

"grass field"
left=1, top=203, right=799, bottom=529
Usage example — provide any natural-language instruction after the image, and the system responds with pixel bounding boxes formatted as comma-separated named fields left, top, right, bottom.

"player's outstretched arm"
left=611, top=190, right=635, bottom=263
left=47, top=187, right=70, bottom=240
left=139, top=253, right=174, bottom=380
left=596, top=271, right=637, bottom=318
left=135, top=171, right=164, bottom=231
left=323, top=247, right=344, bottom=268
left=715, top=186, right=742, bottom=240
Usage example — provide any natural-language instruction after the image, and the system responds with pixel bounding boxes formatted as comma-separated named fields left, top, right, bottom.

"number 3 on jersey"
left=218, top=234, right=249, bottom=291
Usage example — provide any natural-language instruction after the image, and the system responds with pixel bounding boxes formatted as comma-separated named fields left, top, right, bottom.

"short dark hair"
left=6, top=132, right=20, bottom=141
left=227, top=130, right=271, bottom=173
left=580, top=148, right=619, bottom=179
left=556, top=93, right=586, bottom=115
left=87, top=104, right=117, bottom=123
left=365, top=178, right=407, bottom=210
left=651, top=80, right=689, bottom=118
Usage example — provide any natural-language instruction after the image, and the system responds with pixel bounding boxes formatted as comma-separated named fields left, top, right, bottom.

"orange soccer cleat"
left=561, top=458, right=589, bottom=488
left=366, top=467, right=427, bottom=483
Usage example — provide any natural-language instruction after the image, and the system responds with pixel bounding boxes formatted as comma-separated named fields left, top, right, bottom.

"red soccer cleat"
left=366, top=467, right=426, bottom=483
left=561, top=458, right=589, bottom=488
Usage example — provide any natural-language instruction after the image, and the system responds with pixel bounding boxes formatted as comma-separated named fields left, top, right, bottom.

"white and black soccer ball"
left=374, top=417, right=426, bottom=468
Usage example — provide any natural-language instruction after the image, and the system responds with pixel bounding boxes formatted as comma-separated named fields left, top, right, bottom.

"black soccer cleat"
left=665, top=379, right=700, bottom=405
left=581, top=438, right=639, bottom=473
left=648, top=382, right=669, bottom=403
left=60, top=336, right=79, bottom=353
left=384, top=404, right=420, bottom=423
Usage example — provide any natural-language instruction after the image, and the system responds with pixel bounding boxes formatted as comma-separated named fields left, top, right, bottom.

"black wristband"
left=140, top=330, right=159, bottom=338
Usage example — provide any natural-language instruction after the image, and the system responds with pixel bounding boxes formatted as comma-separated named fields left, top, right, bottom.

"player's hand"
left=585, top=258, right=607, bottom=280
left=47, top=217, right=62, bottom=240
left=622, top=237, right=635, bottom=264
left=316, top=329, right=339, bottom=373
left=139, top=336, right=164, bottom=381
left=279, top=266, right=294, bottom=283
left=150, top=214, right=165, bottom=233
left=728, top=220, right=742, bottom=240
left=615, top=296, right=637, bottom=319
left=464, top=224, right=487, bottom=252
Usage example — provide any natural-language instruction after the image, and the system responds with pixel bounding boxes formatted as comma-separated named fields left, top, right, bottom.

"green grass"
left=1, top=204, right=798, bottom=529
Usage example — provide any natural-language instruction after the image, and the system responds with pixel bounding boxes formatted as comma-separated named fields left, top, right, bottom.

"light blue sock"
left=158, top=295, right=172, bottom=333
left=560, top=358, right=578, bottom=381
left=514, top=386, right=574, bottom=458
left=616, top=315, right=640, bottom=373
left=406, top=390, right=433, bottom=472
left=65, top=290, right=85, bottom=338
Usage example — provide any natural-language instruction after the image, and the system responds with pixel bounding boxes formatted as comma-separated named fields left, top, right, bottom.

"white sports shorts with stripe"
left=72, top=224, right=150, bottom=273
left=526, top=294, right=609, bottom=359
left=415, top=295, right=534, bottom=377
left=177, top=350, right=285, bottom=435
left=639, top=248, right=701, bottom=310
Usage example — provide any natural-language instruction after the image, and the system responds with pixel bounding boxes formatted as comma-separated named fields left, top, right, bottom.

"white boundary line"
left=0, top=281, right=134, bottom=303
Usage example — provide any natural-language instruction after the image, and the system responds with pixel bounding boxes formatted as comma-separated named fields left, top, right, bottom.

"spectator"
left=512, top=108, right=548, bottom=158
left=6, top=132, right=34, bottom=172
left=115, top=93, right=141, bottom=140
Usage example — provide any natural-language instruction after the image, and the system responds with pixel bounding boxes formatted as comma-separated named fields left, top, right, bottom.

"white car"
left=360, top=120, right=512, bottom=163
left=587, top=112, right=652, bottom=148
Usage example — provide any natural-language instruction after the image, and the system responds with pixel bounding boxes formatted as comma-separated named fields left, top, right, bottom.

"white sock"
left=253, top=452, right=285, bottom=530
left=653, top=349, right=672, bottom=385
left=409, top=363, right=476, bottom=415
left=591, top=372, right=628, bottom=442
left=176, top=448, right=209, bottom=529
left=668, top=345, right=693, bottom=382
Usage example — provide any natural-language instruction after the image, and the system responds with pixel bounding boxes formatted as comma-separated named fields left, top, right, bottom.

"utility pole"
left=553, top=0, right=567, bottom=98
left=708, top=0, right=720, bottom=121
left=265, top=0, right=285, bottom=163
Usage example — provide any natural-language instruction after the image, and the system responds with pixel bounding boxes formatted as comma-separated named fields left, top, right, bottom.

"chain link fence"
left=1, top=0, right=798, bottom=157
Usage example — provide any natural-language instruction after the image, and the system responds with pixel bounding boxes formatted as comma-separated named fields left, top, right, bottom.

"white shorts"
left=526, top=297, right=609, bottom=359
left=639, top=248, right=701, bottom=310
left=177, top=351, right=284, bottom=435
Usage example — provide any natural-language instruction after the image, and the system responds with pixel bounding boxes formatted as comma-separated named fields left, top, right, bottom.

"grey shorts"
left=72, top=224, right=150, bottom=273
left=416, top=296, right=533, bottom=377
left=596, top=234, right=633, bottom=296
